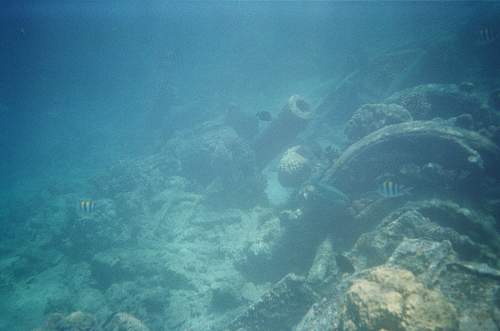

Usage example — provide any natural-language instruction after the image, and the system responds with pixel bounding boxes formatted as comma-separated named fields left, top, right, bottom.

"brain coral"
left=278, top=146, right=311, bottom=187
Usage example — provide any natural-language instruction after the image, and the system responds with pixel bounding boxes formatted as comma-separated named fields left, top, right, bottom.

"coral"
left=345, top=103, right=413, bottom=141
left=339, top=266, right=458, bottom=331
left=386, top=83, right=484, bottom=121
left=278, top=146, right=311, bottom=187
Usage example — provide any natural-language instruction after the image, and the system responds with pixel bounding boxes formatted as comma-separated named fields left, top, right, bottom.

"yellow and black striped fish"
left=377, top=179, right=411, bottom=198
left=79, top=199, right=96, bottom=214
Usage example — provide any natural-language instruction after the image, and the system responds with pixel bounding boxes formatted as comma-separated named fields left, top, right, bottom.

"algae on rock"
left=339, top=266, right=458, bottom=331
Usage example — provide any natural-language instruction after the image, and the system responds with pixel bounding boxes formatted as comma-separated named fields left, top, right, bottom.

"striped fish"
left=79, top=199, right=96, bottom=214
left=377, top=179, right=411, bottom=198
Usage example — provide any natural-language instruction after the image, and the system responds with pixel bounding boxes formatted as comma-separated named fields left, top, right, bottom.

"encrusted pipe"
left=254, top=95, right=313, bottom=169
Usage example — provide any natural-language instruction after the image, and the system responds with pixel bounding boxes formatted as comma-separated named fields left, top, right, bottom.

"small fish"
left=79, top=199, right=96, bottom=214
left=256, top=111, right=272, bottom=122
left=477, top=26, right=498, bottom=45
left=335, top=254, right=355, bottom=274
left=377, top=179, right=411, bottom=198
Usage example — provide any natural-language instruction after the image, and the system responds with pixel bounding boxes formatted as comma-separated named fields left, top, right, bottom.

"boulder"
left=339, top=266, right=458, bottom=331
left=351, top=207, right=496, bottom=271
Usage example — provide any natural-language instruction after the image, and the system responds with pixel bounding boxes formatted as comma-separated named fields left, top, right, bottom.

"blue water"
left=1, top=2, right=499, bottom=330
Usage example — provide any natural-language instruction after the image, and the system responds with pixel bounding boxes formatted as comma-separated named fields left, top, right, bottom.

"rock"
left=345, top=103, right=413, bottom=141
left=295, top=297, right=342, bottom=331
left=351, top=210, right=424, bottom=268
left=278, top=146, right=312, bottom=187
left=295, top=203, right=499, bottom=331
left=306, top=236, right=338, bottom=293
left=446, top=261, right=500, bottom=281
left=228, top=273, right=317, bottom=331
left=387, top=238, right=456, bottom=286
left=396, top=199, right=500, bottom=257
left=437, top=262, right=500, bottom=331
left=339, top=266, right=458, bottom=331
left=322, top=120, right=500, bottom=196
left=102, top=312, right=150, bottom=331
left=235, top=216, right=287, bottom=282
left=355, top=197, right=500, bottom=266
left=350, top=209, right=480, bottom=270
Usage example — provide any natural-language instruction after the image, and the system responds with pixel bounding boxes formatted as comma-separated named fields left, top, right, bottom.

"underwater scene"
left=1, top=1, right=500, bottom=330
